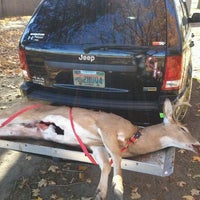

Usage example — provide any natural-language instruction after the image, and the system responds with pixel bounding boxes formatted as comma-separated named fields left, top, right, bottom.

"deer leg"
left=97, top=128, right=124, bottom=200
left=111, top=156, right=123, bottom=200
left=91, top=146, right=111, bottom=200
left=108, top=147, right=123, bottom=200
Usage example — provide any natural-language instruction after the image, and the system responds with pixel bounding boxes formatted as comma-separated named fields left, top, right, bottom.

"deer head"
left=127, top=99, right=200, bottom=156
left=162, top=99, right=200, bottom=153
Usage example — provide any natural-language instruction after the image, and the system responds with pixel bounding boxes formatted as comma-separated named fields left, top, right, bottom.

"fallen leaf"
left=40, top=170, right=46, bottom=175
left=162, top=186, right=169, bottom=192
left=86, top=178, right=92, bottom=184
left=37, top=197, right=43, bottom=200
left=38, top=179, right=47, bottom=188
left=192, top=156, right=200, bottom=162
left=178, top=149, right=186, bottom=154
left=50, top=194, right=57, bottom=199
left=131, top=192, right=141, bottom=200
left=32, top=188, right=40, bottom=197
left=79, top=172, right=85, bottom=181
left=131, top=187, right=142, bottom=200
left=48, top=180, right=56, bottom=186
left=18, top=177, right=28, bottom=189
left=78, top=165, right=88, bottom=171
left=177, top=181, right=187, bottom=187
left=25, top=155, right=32, bottom=161
left=192, top=174, right=200, bottom=179
left=182, top=195, right=195, bottom=200
left=48, top=165, right=59, bottom=173
left=131, top=187, right=139, bottom=193
left=64, top=163, right=71, bottom=170
left=191, top=188, right=200, bottom=196
left=62, top=177, right=67, bottom=181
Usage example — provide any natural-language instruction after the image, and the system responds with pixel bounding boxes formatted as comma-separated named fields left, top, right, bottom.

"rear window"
left=27, top=0, right=167, bottom=46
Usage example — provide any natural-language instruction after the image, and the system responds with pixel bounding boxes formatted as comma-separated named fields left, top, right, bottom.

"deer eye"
left=179, top=126, right=188, bottom=133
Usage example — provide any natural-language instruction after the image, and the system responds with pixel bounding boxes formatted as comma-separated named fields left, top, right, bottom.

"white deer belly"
left=41, top=115, right=99, bottom=146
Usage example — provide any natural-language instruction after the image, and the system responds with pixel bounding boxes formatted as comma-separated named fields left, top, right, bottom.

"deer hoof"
left=112, top=175, right=124, bottom=200
left=95, top=189, right=106, bottom=200
left=114, top=190, right=123, bottom=200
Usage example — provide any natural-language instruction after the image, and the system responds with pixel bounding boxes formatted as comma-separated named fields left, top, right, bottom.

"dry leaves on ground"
left=32, top=188, right=40, bottom=197
left=20, top=162, right=92, bottom=199
left=182, top=196, right=195, bottom=200
left=130, top=187, right=142, bottom=199
left=38, top=178, right=48, bottom=188
left=0, top=16, right=30, bottom=77
left=48, top=165, right=59, bottom=173
left=182, top=188, right=200, bottom=200
left=177, top=181, right=187, bottom=187
left=18, top=177, right=29, bottom=189
left=192, top=156, right=200, bottom=162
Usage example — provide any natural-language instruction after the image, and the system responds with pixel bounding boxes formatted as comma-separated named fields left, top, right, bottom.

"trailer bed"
left=0, top=139, right=175, bottom=177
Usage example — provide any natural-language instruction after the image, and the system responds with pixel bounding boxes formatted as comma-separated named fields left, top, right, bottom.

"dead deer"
left=0, top=99, right=199, bottom=200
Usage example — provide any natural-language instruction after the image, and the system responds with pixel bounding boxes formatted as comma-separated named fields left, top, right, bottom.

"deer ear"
left=163, top=99, right=173, bottom=125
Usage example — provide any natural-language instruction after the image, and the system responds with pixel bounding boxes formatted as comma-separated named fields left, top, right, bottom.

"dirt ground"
left=0, top=16, right=200, bottom=200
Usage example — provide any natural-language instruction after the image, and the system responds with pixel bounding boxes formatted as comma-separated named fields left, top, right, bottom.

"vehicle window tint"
left=173, top=0, right=189, bottom=38
left=28, top=0, right=167, bottom=46
left=180, top=0, right=189, bottom=32
left=166, top=0, right=180, bottom=48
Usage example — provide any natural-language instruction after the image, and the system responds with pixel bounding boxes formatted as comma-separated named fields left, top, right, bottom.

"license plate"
left=73, top=70, right=105, bottom=88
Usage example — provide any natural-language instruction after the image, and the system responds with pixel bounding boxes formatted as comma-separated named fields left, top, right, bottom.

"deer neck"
left=126, top=123, right=169, bottom=156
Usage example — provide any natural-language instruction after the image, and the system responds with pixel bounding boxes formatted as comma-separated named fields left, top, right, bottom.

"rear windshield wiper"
left=83, top=44, right=149, bottom=53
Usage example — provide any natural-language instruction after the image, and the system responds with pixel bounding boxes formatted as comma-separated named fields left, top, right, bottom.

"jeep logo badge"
left=78, top=54, right=95, bottom=62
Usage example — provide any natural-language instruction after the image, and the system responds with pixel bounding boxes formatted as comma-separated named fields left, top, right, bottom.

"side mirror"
left=189, top=13, right=200, bottom=23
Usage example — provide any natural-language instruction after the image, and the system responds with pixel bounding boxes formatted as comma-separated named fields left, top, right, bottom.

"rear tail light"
left=162, top=55, right=182, bottom=90
left=19, top=48, right=31, bottom=80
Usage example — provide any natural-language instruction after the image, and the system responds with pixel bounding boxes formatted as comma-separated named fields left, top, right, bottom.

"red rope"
left=0, top=104, right=41, bottom=128
left=69, top=108, right=97, bottom=165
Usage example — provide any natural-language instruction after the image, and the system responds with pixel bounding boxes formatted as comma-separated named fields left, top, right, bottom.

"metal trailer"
left=0, top=139, right=175, bottom=177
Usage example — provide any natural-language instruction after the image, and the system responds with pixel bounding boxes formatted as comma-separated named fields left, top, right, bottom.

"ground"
left=0, top=16, right=200, bottom=200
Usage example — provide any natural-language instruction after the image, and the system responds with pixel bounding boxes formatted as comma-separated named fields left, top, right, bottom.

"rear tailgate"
left=23, top=45, right=166, bottom=102
left=19, top=0, right=168, bottom=105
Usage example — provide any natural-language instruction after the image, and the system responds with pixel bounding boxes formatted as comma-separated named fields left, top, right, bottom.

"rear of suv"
left=19, top=0, right=200, bottom=125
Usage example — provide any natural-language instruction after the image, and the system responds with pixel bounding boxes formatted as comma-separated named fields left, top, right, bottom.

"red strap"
left=120, top=131, right=142, bottom=153
left=69, top=108, right=97, bottom=165
left=0, top=104, right=42, bottom=128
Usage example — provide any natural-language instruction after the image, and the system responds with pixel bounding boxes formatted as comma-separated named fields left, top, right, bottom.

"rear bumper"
left=20, top=82, right=168, bottom=125
left=20, top=82, right=159, bottom=111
